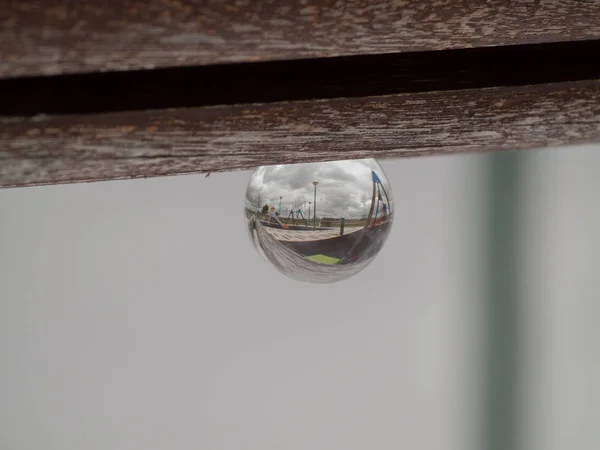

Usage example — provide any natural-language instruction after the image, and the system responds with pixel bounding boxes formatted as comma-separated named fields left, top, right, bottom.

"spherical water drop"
left=244, top=159, right=394, bottom=283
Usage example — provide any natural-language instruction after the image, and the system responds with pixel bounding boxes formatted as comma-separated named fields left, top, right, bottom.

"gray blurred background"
left=1, top=144, right=598, bottom=450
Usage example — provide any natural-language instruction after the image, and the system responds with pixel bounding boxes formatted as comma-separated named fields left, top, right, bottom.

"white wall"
left=0, top=155, right=484, bottom=450
left=520, top=145, right=600, bottom=450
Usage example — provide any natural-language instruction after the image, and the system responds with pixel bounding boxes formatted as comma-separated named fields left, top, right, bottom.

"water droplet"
left=244, top=159, right=394, bottom=283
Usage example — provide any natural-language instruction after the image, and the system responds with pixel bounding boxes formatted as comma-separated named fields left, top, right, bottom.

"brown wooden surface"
left=2, top=80, right=600, bottom=188
left=2, top=0, right=600, bottom=78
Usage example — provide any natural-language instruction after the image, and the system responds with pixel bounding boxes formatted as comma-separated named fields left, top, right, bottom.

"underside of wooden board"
left=2, top=80, right=600, bottom=188
left=2, top=0, right=600, bottom=77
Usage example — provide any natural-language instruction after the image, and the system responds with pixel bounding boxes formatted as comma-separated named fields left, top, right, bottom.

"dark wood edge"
left=2, top=39, right=600, bottom=117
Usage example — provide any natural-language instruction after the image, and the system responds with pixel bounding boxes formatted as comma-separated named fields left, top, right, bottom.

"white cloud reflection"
left=245, top=159, right=392, bottom=219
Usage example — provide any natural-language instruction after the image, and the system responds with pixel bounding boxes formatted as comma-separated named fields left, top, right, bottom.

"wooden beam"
left=2, top=80, right=600, bottom=188
left=2, top=0, right=600, bottom=78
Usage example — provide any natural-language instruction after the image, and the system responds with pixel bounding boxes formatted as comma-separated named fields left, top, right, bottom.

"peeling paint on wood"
left=2, top=0, right=600, bottom=77
left=2, top=80, right=600, bottom=188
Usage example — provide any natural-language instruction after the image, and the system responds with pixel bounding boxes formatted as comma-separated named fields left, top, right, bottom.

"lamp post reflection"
left=312, top=181, right=318, bottom=228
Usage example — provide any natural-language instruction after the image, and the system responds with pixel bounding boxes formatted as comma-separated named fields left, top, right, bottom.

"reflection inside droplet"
left=244, top=159, right=394, bottom=283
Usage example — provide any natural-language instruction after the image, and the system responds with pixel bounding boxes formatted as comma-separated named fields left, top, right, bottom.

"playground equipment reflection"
left=244, top=159, right=394, bottom=283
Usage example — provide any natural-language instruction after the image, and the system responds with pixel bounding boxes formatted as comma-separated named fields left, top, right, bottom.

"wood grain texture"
left=2, top=0, right=600, bottom=78
left=2, top=80, right=600, bottom=188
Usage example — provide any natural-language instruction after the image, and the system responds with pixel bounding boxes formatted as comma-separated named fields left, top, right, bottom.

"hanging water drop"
left=244, top=159, right=394, bottom=283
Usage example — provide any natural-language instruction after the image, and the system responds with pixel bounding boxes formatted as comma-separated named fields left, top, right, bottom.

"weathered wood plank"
left=2, top=80, right=600, bottom=188
left=2, top=0, right=600, bottom=78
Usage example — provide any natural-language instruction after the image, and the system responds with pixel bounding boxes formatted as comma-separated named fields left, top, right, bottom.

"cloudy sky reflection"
left=245, top=159, right=392, bottom=219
